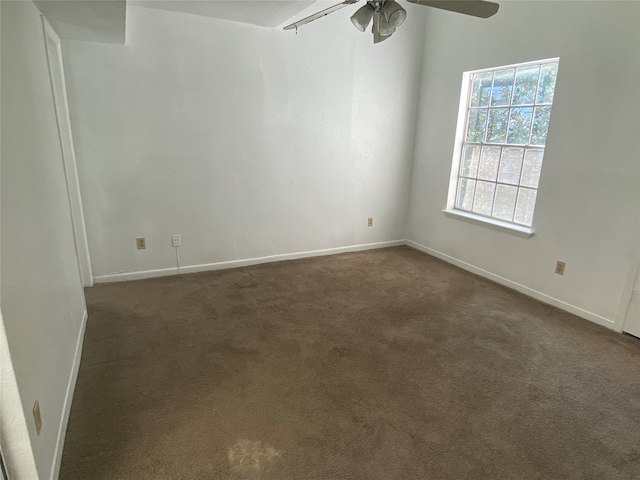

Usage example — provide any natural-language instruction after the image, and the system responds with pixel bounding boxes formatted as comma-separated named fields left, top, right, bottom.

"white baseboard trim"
left=405, top=240, right=617, bottom=331
left=94, top=266, right=178, bottom=284
left=93, top=240, right=406, bottom=284
left=50, top=310, right=87, bottom=480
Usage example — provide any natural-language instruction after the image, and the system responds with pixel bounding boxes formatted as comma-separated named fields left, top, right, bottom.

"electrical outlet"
left=368, top=217, right=373, bottom=227
left=555, top=261, right=566, bottom=275
left=136, top=237, right=146, bottom=250
left=33, top=400, right=42, bottom=436
left=172, top=235, right=181, bottom=247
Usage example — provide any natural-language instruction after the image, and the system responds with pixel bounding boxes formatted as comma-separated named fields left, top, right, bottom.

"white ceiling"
left=130, top=0, right=316, bottom=29
left=34, top=0, right=319, bottom=44
left=34, top=0, right=127, bottom=44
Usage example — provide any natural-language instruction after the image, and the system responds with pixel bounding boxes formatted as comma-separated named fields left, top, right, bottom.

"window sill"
left=442, top=209, right=534, bottom=238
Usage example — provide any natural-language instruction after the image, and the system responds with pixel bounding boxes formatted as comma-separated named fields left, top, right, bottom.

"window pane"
left=497, top=148, right=524, bottom=185
left=456, top=178, right=476, bottom=211
left=507, top=107, right=533, bottom=144
left=531, top=107, right=551, bottom=145
left=486, top=108, right=509, bottom=143
left=454, top=60, right=557, bottom=229
left=477, top=146, right=501, bottom=181
left=520, top=149, right=544, bottom=188
left=466, top=109, right=488, bottom=142
left=470, top=72, right=493, bottom=108
left=490, top=69, right=515, bottom=106
left=460, top=145, right=481, bottom=178
left=514, top=187, right=537, bottom=226
left=537, top=63, right=558, bottom=104
left=513, top=66, right=539, bottom=105
left=492, top=184, right=518, bottom=221
left=473, top=180, right=496, bottom=216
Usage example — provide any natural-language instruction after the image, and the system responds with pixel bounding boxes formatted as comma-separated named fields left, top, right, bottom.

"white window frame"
left=444, top=58, right=560, bottom=238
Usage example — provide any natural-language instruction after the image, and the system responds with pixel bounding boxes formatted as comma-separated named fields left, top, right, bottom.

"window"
left=447, top=59, right=559, bottom=233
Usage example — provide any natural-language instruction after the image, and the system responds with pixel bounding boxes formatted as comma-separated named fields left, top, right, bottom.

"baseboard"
left=50, top=311, right=87, bottom=480
left=93, top=266, right=178, bottom=284
left=405, top=240, right=617, bottom=331
left=93, top=239, right=617, bottom=331
left=93, top=240, right=406, bottom=284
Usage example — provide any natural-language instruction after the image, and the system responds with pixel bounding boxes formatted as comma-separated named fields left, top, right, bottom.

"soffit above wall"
left=33, top=0, right=126, bottom=44
left=129, top=0, right=316, bottom=29
left=33, top=0, right=317, bottom=44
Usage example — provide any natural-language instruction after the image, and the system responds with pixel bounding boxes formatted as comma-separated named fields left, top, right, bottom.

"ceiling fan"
left=284, top=0, right=499, bottom=43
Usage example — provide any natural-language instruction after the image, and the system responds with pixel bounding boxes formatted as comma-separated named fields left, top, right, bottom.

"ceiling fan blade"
left=406, top=0, right=499, bottom=19
left=283, top=0, right=360, bottom=30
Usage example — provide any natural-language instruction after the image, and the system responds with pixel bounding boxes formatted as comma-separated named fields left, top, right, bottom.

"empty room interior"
left=1, top=0, right=640, bottom=478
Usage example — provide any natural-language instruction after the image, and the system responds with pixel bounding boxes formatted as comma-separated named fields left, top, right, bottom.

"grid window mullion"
left=490, top=147, right=504, bottom=215
left=509, top=187, right=516, bottom=222
left=471, top=178, right=481, bottom=212
left=516, top=147, right=528, bottom=186
left=487, top=71, right=496, bottom=107
left=505, top=108, right=514, bottom=144
left=529, top=68, right=545, bottom=145
left=508, top=70, right=517, bottom=107
left=483, top=72, right=495, bottom=141
left=514, top=187, right=521, bottom=223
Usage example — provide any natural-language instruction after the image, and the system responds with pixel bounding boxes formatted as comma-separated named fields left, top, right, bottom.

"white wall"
left=406, top=0, right=640, bottom=326
left=1, top=1, right=87, bottom=478
left=1, top=312, right=39, bottom=480
left=62, top=4, right=426, bottom=280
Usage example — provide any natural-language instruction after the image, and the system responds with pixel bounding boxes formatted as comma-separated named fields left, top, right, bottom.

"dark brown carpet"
left=60, top=246, right=640, bottom=480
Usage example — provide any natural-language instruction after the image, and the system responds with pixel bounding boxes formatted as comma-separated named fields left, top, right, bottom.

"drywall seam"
left=93, top=240, right=405, bottom=283
left=49, top=310, right=87, bottom=480
left=405, top=239, right=616, bottom=330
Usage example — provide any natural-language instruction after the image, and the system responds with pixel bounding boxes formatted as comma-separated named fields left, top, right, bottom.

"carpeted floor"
left=60, top=246, right=640, bottom=480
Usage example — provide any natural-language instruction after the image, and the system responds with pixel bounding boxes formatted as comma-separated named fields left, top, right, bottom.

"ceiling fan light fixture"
left=283, top=0, right=499, bottom=44
left=350, top=3, right=375, bottom=32
left=378, top=11, right=396, bottom=36
left=382, top=0, right=407, bottom=27
left=372, top=10, right=393, bottom=43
